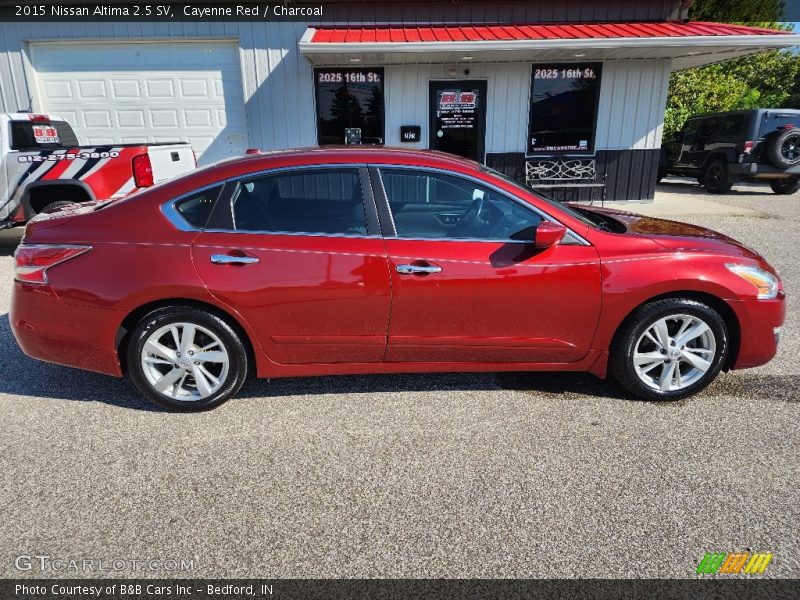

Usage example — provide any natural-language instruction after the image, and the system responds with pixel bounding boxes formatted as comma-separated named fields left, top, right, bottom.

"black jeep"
left=660, top=109, right=800, bottom=194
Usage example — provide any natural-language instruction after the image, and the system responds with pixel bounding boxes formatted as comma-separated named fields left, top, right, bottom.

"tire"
left=702, top=159, right=734, bottom=194
left=766, top=127, right=800, bottom=169
left=126, top=306, right=249, bottom=411
left=656, top=169, right=666, bottom=183
left=40, top=200, right=78, bottom=214
left=770, top=176, right=800, bottom=195
left=609, top=298, right=729, bottom=401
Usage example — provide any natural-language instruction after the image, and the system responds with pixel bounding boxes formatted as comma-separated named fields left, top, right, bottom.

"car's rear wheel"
left=610, top=298, right=728, bottom=401
left=770, top=176, right=800, bottom=195
left=127, top=307, right=248, bottom=411
left=703, top=159, right=734, bottom=193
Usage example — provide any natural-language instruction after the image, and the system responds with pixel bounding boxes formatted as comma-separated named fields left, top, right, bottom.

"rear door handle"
left=210, top=254, right=259, bottom=266
left=396, top=263, right=442, bottom=275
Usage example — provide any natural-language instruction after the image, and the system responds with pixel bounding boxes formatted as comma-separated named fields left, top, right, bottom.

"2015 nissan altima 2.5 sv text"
left=10, top=147, right=785, bottom=411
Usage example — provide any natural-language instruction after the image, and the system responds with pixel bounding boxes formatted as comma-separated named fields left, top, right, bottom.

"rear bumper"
left=10, top=281, right=124, bottom=376
left=729, top=162, right=800, bottom=178
left=730, top=296, right=786, bottom=369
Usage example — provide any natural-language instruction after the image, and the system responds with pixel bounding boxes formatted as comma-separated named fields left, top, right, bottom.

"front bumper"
left=10, top=281, right=124, bottom=376
left=730, top=296, right=786, bottom=370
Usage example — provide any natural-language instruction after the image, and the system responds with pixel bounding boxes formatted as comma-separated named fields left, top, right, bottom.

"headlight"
left=726, top=264, right=779, bottom=299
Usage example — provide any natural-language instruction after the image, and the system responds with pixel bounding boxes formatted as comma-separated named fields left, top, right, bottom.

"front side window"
left=315, top=68, right=384, bottom=146
left=528, top=63, right=602, bottom=155
left=231, top=169, right=366, bottom=235
left=380, top=169, right=542, bottom=241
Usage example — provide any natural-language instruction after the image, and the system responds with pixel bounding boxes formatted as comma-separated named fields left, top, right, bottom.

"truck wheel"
left=656, top=169, right=666, bottom=183
left=770, top=176, right=800, bottom=195
left=703, top=159, right=734, bottom=194
left=766, top=127, right=800, bottom=169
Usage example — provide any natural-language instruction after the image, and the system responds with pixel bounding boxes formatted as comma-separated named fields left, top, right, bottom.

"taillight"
left=14, top=244, right=91, bottom=285
left=743, top=140, right=754, bottom=154
left=132, top=153, right=154, bottom=187
left=27, top=113, right=50, bottom=123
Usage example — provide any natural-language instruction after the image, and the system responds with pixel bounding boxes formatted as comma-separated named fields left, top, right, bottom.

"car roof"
left=206, top=146, right=482, bottom=172
left=687, top=108, right=800, bottom=121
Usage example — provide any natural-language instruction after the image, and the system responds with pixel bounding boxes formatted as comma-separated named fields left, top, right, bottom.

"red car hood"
left=576, top=205, right=765, bottom=262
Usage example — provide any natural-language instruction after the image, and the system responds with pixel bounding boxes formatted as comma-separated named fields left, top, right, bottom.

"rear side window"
left=758, top=112, right=800, bottom=138
left=718, top=114, right=746, bottom=140
left=231, top=169, right=366, bottom=235
left=175, top=186, right=223, bottom=228
left=9, top=120, right=79, bottom=150
left=697, top=119, right=718, bottom=139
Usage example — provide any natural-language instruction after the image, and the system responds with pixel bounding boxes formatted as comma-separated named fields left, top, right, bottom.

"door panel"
left=192, top=234, right=391, bottom=364
left=384, top=239, right=602, bottom=363
left=190, top=166, right=391, bottom=365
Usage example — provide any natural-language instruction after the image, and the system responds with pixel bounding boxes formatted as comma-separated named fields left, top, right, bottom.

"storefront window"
left=527, top=63, right=602, bottom=154
left=314, top=68, right=385, bottom=146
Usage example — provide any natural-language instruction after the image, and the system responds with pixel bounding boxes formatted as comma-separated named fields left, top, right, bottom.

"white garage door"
left=31, top=41, right=249, bottom=165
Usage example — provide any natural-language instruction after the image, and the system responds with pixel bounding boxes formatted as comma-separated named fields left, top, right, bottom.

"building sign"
left=400, top=126, right=421, bottom=143
left=436, top=89, right=480, bottom=131
left=314, top=68, right=385, bottom=146
left=528, top=63, right=602, bottom=154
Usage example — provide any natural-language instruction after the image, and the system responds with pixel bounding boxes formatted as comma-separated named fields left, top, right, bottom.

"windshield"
left=481, top=165, right=601, bottom=229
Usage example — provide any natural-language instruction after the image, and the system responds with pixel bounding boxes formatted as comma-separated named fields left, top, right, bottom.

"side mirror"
left=533, top=221, right=567, bottom=249
left=510, top=222, right=567, bottom=248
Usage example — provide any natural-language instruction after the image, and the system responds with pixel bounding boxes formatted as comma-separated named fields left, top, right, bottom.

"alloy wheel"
left=140, top=322, right=230, bottom=401
left=632, top=314, right=717, bottom=392
left=781, top=135, right=799, bottom=161
left=707, top=164, right=722, bottom=187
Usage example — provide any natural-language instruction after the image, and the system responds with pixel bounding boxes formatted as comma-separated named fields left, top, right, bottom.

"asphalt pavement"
left=0, top=181, right=798, bottom=578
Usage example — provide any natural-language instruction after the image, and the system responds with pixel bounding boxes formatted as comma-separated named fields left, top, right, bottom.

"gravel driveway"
left=1, top=183, right=797, bottom=578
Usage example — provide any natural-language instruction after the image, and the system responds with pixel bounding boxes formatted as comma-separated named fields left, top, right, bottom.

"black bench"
left=525, top=158, right=606, bottom=203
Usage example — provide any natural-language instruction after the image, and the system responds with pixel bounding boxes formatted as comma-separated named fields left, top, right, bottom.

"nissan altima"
left=10, top=148, right=785, bottom=410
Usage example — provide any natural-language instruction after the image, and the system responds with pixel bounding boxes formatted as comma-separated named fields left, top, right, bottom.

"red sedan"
left=11, top=148, right=785, bottom=411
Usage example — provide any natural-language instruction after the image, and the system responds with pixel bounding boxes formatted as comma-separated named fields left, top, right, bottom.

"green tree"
left=663, top=0, right=799, bottom=140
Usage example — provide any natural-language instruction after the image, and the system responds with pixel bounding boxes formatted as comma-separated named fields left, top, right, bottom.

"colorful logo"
left=697, top=552, right=773, bottom=575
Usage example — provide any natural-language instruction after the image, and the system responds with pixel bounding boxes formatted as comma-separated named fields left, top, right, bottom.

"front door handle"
left=396, top=263, right=442, bottom=275
left=210, top=254, right=259, bottom=266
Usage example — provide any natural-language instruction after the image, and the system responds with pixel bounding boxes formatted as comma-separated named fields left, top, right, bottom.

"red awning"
left=308, top=22, right=787, bottom=44
left=299, top=21, right=798, bottom=69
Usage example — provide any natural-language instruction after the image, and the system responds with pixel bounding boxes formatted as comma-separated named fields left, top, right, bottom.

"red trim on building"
left=309, top=22, right=788, bottom=44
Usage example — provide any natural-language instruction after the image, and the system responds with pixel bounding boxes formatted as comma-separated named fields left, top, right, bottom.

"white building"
left=0, top=0, right=796, bottom=200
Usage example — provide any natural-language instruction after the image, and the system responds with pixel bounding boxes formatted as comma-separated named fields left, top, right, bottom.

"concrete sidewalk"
left=603, top=179, right=774, bottom=217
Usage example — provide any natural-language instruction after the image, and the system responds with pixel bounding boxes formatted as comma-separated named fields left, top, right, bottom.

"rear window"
left=9, top=120, right=79, bottom=150
left=758, top=112, right=800, bottom=138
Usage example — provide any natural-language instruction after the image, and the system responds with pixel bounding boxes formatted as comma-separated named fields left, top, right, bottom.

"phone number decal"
left=18, top=151, right=120, bottom=163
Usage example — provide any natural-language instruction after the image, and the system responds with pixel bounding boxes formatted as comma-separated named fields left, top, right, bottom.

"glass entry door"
left=429, top=81, right=487, bottom=162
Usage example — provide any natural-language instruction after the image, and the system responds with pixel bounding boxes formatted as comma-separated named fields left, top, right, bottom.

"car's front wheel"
left=610, top=299, right=728, bottom=401
left=127, top=306, right=249, bottom=411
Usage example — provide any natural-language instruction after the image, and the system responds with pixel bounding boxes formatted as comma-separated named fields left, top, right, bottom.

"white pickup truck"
left=0, top=112, right=196, bottom=226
